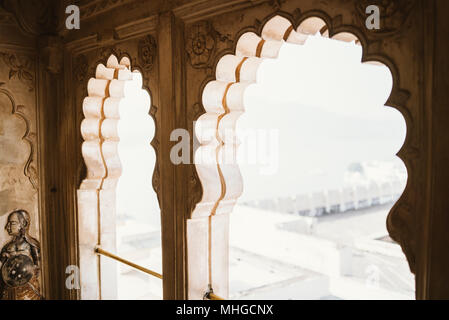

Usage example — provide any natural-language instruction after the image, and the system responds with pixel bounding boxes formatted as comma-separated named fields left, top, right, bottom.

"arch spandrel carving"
left=189, top=8, right=419, bottom=276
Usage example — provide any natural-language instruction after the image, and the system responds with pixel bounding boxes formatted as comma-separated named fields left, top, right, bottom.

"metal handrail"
left=204, top=285, right=225, bottom=300
left=96, top=247, right=226, bottom=300
left=95, top=246, right=163, bottom=280
left=206, top=292, right=225, bottom=300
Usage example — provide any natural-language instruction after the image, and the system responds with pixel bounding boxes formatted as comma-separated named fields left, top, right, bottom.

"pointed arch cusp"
left=77, top=54, right=156, bottom=299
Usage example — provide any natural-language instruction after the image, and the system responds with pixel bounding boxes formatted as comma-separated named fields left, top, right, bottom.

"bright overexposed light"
left=114, top=72, right=162, bottom=300
left=116, top=87, right=159, bottom=225
left=237, top=34, right=406, bottom=200
left=230, top=32, right=413, bottom=301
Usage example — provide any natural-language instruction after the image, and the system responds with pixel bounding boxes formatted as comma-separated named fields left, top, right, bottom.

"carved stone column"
left=37, top=35, right=75, bottom=300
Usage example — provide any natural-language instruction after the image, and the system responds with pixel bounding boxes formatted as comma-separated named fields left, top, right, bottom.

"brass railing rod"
left=204, top=291, right=225, bottom=300
left=208, top=292, right=225, bottom=300
left=95, top=246, right=163, bottom=280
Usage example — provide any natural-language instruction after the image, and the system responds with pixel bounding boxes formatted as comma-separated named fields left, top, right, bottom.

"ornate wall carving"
left=0, top=209, right=42, bottom=300
left=0, top=86, right=37, bottom=192
left=0, top=0, right=41, bottom=300
left=0, top=86, right=40, bottom=300
left=138, top=35, right=157, bottom=71
left=185, top=20, right=232, bottom=70
left=0, top=52, right=34, bottom=92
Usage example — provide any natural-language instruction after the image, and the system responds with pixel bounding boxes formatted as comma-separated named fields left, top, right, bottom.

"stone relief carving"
left=185, top=20, right=232, bottom=69
left=355, top=0, right=415, bottom=36
left=186, top=21, right=216, bottom=68
left=0, top=210, right=42, bottom=300
left=23, top=131, right=38, bottom=191
left=0, top=52, right=35, bottom=92
left=138, top=35, right=157, bottom=71
left=0, top=86, right=38, bottom=190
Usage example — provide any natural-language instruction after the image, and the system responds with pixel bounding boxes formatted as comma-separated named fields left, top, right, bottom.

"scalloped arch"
left=77, top=54, right=157, bottom=299
left=0, top=87, right=37, bottom=190
left=193, top=13, right=414, bottom=273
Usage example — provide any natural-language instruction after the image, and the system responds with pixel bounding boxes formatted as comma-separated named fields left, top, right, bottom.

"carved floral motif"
left=138, top=35, right=157, bottom=71
left=0, top=53, right=34, bottom=92
left=186, top=21, right=216, bottom=69
left=0, top=209, right=42, bottom=300
left=185, top=20, right=233, bottom=70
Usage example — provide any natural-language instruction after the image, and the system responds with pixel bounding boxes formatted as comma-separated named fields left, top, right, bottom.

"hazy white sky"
left=238, top=35, right=406, bottom=200
left=115, top=34, right=408, bottom=219
left=116, top=88, right=160, bottom=225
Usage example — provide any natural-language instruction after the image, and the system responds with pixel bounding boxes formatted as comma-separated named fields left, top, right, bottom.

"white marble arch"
left=77, top=55, right=156, bottom=300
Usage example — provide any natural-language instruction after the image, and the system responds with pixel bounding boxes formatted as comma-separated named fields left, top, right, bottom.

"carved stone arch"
left=77, top=54, right=158, bottom=299
left=94, top=50, right=161, bottom=206
left=0, top=86, right=37, bottom=190
left=75, top=48, right=161, bottom=206
left=189, top=11, right=415, bottom=299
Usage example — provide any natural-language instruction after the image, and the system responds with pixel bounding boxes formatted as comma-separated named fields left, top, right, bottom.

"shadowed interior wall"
left=0, top=0, right=448, bottom=300
left=0, top=12, right=40, bottom=299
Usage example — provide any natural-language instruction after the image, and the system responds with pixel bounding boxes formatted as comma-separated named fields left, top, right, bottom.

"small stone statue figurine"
left=0, top=209, right=42, bottom=300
